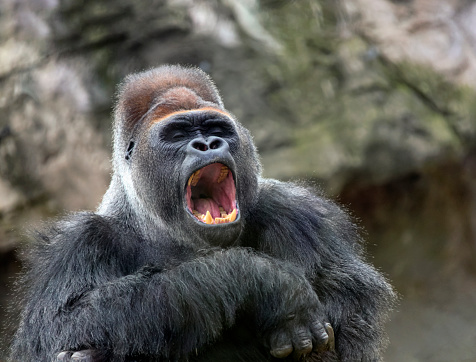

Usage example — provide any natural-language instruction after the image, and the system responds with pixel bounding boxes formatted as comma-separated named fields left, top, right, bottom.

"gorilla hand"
left=251, top=260, right=335, bottom=360
left=268, top=319, right=335, bottom=360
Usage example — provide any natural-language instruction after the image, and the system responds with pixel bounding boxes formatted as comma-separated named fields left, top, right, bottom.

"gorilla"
left=10, top=65, right=395, bottom=361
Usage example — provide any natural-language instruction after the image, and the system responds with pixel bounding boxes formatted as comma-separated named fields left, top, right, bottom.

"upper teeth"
left=188, top=169, right=202, bottom=186
left=187, top=165, right=229, bottom=186
left=217, top=166, right=229, bottom=183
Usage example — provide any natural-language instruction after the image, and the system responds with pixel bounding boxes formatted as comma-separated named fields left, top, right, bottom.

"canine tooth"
left=228, top=208, right=237, bottom=222
left=204, top=211, right=213, bottom=224
left=188, top=169, right=202, bottom=186
left=217, top=166, right=229, bottom=183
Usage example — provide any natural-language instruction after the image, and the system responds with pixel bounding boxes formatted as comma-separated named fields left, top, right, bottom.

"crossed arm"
left=12, top=240, right=332, bottom=361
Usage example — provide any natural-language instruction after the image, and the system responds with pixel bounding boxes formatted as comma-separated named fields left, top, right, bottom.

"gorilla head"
left=101, top=65, right=261, bottom=246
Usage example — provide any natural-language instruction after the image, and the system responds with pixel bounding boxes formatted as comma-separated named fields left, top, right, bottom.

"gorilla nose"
left=187, top=136, right=228, bottom=156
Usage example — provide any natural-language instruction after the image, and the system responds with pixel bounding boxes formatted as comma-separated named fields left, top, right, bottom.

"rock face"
left=1, top=0, right=476, bottom=360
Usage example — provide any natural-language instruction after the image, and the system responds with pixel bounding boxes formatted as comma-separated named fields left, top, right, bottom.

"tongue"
left=194, top=198, right=221, bottom=218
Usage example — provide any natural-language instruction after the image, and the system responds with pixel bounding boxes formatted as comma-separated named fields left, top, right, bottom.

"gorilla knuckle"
left=57, top=351, right=72, bottom=361
left=294, top=338, right=313, bottom=354
left=270, top=345, right=294, bottom=359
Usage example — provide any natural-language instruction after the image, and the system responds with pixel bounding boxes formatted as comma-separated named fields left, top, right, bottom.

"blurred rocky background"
left=1, top=0, right=476, bottom=360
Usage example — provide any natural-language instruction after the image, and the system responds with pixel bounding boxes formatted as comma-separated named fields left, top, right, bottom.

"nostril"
left=189, top=137, right=225, bottom=153
left=209, top=140, right=222, bottom=150
left=192, top=141, right=208, bottom=152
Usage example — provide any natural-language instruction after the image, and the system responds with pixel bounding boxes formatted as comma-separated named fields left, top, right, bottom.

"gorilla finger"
left=324, top=323, right=335, bottom=351
left=57, top=351, right=73, bottom=361
left=270, top=330, right=293, bottom=359
left=310, top=321, right=329, bottom=351
left=291, top=326, right=313, bottom=359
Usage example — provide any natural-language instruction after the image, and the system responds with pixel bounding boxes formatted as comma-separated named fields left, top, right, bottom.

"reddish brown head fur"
left=114, top=65, right=224, bottom=138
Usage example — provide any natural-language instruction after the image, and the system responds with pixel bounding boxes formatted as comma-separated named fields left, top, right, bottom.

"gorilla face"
left=131, top=109, right=250, bottom=246
left=111, top=66, right=261, bottom=246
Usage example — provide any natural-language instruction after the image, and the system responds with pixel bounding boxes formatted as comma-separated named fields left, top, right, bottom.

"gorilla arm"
left=242, top=179, right=396, bottom=361
left=11, top=214, right=329, bottom=361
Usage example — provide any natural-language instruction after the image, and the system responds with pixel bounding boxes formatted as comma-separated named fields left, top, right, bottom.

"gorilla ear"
left=125, top=140, right=135, bottom=161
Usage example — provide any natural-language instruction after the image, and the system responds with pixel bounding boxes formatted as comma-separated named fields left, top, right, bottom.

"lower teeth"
left=192, top=208, right=237, bottom=224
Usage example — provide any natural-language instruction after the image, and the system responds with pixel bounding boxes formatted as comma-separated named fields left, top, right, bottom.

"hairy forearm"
left=14, top=248, right=317, bottom=360
left=66, top=250, right=252, bottom=357
left=313, top=259, right=395, bottom=361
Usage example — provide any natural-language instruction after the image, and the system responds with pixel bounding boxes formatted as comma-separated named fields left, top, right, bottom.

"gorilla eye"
left=160, top=123, right=190, bottom=143
left=171, top=130, right=187, bottom=140
left=208, top=127, right=225, bottom=136
left=204, top=121, right=234, bottom=138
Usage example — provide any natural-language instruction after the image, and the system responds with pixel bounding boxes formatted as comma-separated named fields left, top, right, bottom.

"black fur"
left=10, top=65, right=395, bottom=362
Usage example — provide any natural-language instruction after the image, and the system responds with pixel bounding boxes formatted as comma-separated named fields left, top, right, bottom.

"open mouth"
left=185, top=163, right=238, bottom=225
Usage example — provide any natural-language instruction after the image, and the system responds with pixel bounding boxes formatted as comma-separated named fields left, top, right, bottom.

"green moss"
left=253, top=1, right=476, bottom=188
